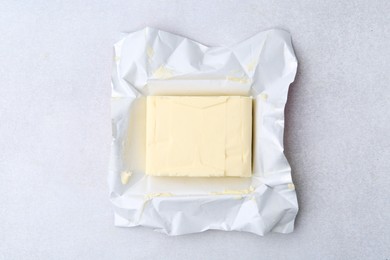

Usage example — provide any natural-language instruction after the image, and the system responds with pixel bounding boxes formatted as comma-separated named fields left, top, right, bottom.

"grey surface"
left=0, top=0, right=389, bottom=259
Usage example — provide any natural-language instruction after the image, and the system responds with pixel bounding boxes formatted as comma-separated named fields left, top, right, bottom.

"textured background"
left=0, top=0, right=389, bottom=259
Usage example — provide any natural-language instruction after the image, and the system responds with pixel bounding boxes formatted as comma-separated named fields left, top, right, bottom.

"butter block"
left=146, top=96, right=252, bottom=177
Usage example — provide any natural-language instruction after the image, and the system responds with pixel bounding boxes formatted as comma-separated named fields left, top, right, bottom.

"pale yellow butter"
left=146, top=96, right=252, bottom=177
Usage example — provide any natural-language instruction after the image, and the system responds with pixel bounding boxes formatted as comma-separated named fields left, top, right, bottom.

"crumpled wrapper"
left=109, top=27, right=298, bottom=236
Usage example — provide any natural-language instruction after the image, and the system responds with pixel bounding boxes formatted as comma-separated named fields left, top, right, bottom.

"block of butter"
left=146, top=96, right=252, bottom=177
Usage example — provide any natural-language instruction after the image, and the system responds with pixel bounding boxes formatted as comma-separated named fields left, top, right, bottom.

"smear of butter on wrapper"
left=120, top=171, right=132, bottom=185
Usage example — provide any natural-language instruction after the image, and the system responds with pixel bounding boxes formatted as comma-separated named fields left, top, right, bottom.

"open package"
left=109, top=27, right=298, bottom=236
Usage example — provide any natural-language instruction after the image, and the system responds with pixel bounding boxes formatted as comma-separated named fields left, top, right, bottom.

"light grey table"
left=1, top=1, right=389, bottom=259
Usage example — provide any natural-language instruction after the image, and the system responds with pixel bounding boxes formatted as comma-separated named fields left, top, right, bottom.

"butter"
left=211, top=186, right=255, bottom=195
left=146, top=96, right=252, bottom=177
left=120, top=171, right=132, bottom=184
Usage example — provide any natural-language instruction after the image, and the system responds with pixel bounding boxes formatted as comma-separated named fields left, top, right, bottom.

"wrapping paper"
left=109, top=27, right=298, bottom=236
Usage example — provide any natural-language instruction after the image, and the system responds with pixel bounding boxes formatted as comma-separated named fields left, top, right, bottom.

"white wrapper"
left=109, top=27, right=298, bottom=236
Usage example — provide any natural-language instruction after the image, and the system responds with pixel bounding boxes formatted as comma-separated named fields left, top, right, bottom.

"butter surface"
left=146, top=96, right=252, bottom=177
